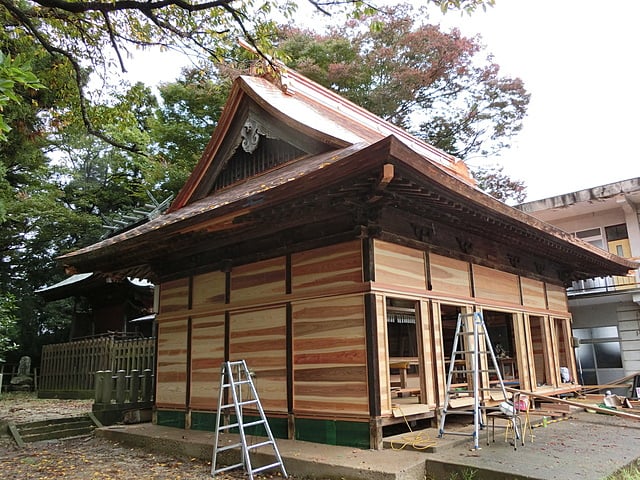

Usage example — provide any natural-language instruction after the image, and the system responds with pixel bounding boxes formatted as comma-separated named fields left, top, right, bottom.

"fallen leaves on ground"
left=0, top=393, right=287, bottom=479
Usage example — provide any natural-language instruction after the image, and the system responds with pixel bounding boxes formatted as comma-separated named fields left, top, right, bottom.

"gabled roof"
left=36, top=273, right=153, bottom=302
left=57, top=64, right=638, bottom=283
left=169, top=66, right=473, bottom=211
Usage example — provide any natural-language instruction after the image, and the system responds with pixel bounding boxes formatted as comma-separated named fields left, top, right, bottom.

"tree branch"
left=31, top=0, right=235, bottom=15
left=101, top=10, right=127, bottom=72
left=1, top=0, right=146, bottom=155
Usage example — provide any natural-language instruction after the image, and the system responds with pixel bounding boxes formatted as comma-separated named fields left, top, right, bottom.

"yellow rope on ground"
left=390, top=406, right=437, bottom=451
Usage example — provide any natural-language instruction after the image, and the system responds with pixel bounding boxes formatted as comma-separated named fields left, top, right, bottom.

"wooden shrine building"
left=59, top=62, right=637, bottom=449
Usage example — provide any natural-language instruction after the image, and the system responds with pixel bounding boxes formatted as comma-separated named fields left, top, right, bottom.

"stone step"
left=8, top=414, right=100, bottom=446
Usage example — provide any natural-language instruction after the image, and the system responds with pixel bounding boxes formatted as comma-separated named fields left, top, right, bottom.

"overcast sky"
left=126, top=1, right=640, bottom=202
left=435, top=0, right=640, bottom=201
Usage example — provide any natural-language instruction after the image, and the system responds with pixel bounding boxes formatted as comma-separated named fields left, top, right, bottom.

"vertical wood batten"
left=364, top=293, right=380, bottom=418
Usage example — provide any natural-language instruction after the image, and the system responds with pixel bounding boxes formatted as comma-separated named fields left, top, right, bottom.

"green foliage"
left=472, top=164, right=527, bottom=204
left=0, top=51, right=45, bottom=141
left=0, top=294, right=18, bottom=358
left=277, top=4, right=530, bottom=161
left=435, top=0, right=495, bottom=14
left=148, top=68, right=232, bottom=194
left=0, top=293, right=18, bottom=361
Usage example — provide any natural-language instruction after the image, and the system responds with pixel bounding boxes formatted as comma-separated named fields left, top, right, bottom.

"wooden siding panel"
left=229, top=307, right=287, bottom=413
left=291, top=241, right=362, bottom=294
left=521, top=277, right=546, bottom=309
left=376, top=295, right=391, bottom=415
left=546, top=284, right=569, bottom=312
left=473, top=265, right=520, bottom=305
left=231, top=257, right=285, bottom=304
left=429, top=254, right=471, bottom=298
left=159, top=278, right=189, bottom=314
left=190, top=314, right=225, bottom=409
left=374, top=240, right=426, bottom=291
left=293, top=296, right=368, bottom=416
left=192, top=271, right=226, bottom=307
left=156, top=317, right=188, bottom=408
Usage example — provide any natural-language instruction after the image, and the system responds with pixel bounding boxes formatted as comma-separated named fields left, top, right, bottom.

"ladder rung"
left=252, top=462, right=284, bottom=474
left=453, top=369, right=494, bottom=374
left=244, top=419, right=266, bottom=428
left=454, top=350, right=489, bottom=354
left=221, top=379, right=252, bottom=387
left=221, top=399, right=259, bottom=409
left=213, top=462, right=244, bottom=474
left=234, top=379, right=253, bottom=386
left=440, top=430, right=475, bottom=437
left=217, top=423, right=240, bottom=431
left=247, top=440, right=274, bottom=450
left=216, top=442, right=243, bottom=452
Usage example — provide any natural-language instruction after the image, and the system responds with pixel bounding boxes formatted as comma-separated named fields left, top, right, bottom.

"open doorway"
left=552, top=317, right=575, bottom=385
left=529, top=315, right=551, bottom=388
left=386, top=298, right=422, bottom=406
left=440, top=304, right=463, bottom=374
left=483, top=310, right=519, bottom=387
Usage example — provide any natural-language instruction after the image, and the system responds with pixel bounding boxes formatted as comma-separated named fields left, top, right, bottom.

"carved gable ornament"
left=241, top=119, right=263, bottom=154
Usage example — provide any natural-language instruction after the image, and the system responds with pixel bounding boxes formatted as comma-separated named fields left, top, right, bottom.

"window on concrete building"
left=575, top=228, right=604, bottom=249
left=574, top=326, right=623, bottom=386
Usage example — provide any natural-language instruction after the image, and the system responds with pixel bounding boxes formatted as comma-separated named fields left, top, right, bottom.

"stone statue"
left=10, top=356, right=34, bottom=391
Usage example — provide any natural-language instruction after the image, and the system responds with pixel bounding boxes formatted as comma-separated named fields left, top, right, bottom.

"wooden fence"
left=39, top=336, right=155, bottom=399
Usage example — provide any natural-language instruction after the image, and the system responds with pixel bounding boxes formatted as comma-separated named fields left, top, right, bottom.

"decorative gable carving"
left=212, top=135, right=306, bottom=192
left=208, top=109, right=331, bottom=194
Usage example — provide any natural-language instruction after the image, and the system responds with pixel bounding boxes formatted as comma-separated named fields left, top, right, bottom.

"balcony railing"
left=568, top=272, right=640, bottom=295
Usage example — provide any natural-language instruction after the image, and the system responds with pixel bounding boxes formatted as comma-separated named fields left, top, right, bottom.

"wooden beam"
left=506, top=387, right=640, bottom=422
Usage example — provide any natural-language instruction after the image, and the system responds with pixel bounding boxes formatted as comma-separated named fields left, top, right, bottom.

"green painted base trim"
left=156, top=410, right=368, bottom=448
left=190, top=411, right=216, bottom=432
left=295, top=418, right=370, bottom=449
left=190, top=411, right=288, bottom=439
left=156, top=410, right=186, bottom=429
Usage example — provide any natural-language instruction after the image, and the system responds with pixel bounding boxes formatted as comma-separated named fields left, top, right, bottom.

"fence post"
left=142, top=368, right=153, bottom=402
left=130, top=369, right=140, bottom=404
left=101, top=370, right=113, bottom=404
left=115, top=370, right=126, bottom=404
left=94, top=371, right=104, bottom=403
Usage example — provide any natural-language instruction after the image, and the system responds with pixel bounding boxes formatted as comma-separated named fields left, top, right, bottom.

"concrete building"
left=518, top=178, right=640, bottom=393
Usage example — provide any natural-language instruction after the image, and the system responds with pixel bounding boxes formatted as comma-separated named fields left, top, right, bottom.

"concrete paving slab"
left=96, top=410, right=640, bottom=480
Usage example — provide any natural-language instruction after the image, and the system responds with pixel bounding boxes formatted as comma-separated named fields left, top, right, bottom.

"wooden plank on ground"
left=507, top=387, right=640, bottom=421
left=7, top=422, right=24, bottom=448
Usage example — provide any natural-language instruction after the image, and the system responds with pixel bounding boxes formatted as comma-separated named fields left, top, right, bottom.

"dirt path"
left=0, top=393, right=283, bottom=479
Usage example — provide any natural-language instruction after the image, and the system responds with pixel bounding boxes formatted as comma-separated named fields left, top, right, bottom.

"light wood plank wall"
left=291, top=240, right=363, bottom=294
left=473, top=265, right=520, bottom=305
left=190, top=313, right=225, bottom=409
left=292, top=295, right=369, bottom=417
left=192, top=271, right=225, bottom=307
left=155, top=239, right=575, bottom=420
left=156, top=317, right=188, bottom=408
left=229, top=307, right=287, bottom=412
left=373, top=240, right=569, bottom=315
left=547, top=284, right=569, bottom=312
left=157, top=279, right=190, bottom=408
left=429, top=254, right=471, bottom=298
left=231, top=256, right=286, bottom=303
left=159, top=278, right=189, bottom=313
left=374, top=241, right=426, bottom=291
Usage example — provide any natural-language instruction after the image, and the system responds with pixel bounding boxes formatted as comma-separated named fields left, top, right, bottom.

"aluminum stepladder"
left=211, top=360, right=287, bottom=479
left=437, top=312, right=512, bottom=450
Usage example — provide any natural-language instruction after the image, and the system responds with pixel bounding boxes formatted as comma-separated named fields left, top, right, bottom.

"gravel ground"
left=0, top=392, right=285, bottom=480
